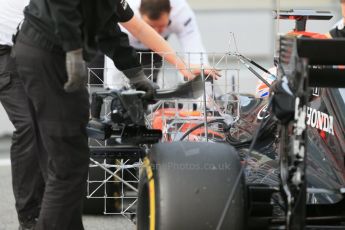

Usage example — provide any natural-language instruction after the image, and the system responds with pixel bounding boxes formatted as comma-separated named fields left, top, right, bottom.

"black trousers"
left=14, top=25, right=90, bottom=230
left=0, top=45, right=45, bottom=224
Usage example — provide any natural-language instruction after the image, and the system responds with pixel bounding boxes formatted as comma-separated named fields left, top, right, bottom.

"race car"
left=83, top=9, right=345, bottom=229
left=135, top=9, right=345, bottom=230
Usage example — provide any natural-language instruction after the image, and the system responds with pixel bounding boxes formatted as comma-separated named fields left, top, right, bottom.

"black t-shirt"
left=23, top=0, right=141, bottom=70
left=115, top=0, right=134, bottom=22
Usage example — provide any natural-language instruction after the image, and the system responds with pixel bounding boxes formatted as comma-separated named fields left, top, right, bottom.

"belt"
left=19, top=20, right=64, bottom=54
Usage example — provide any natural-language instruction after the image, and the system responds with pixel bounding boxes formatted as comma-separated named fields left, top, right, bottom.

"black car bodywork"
left=230, top=12, right=345, bottom=228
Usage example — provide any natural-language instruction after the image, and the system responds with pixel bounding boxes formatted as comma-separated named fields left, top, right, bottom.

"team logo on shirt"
left=184, top=18, right=192, bottom=27
left=120, top=0, right=128, bottom=10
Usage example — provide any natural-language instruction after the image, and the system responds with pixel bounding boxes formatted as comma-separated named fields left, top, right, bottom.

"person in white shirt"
left=0, top=0, right=27, bottom=46
left=104, top=0, right=210, bottom=88
left=0, top=0, right=43, bottom=229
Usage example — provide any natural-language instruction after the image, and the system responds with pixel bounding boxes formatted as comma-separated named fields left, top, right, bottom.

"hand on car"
left=181, top=64, right=221, bottom=81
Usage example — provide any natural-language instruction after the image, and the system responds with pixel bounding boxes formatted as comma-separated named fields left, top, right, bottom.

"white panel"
left=195, top=10, right=273, bottom=56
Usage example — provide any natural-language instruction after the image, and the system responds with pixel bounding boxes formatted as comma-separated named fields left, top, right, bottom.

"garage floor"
left=0, top=137, right=135, bottom=230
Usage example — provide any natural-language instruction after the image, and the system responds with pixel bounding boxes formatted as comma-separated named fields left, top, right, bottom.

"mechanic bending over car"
left=105, top=0, right=218, bottom=88
left=0, top=0, right=45, bottom=229
left=12, top=0, right=200, bottom=229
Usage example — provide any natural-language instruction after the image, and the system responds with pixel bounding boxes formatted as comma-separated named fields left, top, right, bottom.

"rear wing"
left=280, top=36, right=345, bottom=88
left=274, top=9, right=333, bottom=31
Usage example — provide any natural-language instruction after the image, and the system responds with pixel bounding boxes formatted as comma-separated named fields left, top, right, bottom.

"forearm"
left=98, top=24, right=141, bottom=73
left=121, top=16, right=189, bottom=73
left=180, top=33, right=209, bottom=66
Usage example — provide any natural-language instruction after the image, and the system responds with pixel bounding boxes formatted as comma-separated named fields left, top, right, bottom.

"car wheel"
left=137, top=142, right=246, bottom=230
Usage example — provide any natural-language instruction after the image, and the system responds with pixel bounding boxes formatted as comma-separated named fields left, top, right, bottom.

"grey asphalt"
left=0, top=137, right=135, bottom=230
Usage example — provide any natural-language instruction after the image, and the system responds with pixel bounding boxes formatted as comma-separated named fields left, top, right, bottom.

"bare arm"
left=120, top=15, right=194, bottom=79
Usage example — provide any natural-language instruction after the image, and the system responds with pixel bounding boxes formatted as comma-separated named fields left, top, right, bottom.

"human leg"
left=0, top=47, right=45, bottom=229
left=15, top=31, right=90, bottom=230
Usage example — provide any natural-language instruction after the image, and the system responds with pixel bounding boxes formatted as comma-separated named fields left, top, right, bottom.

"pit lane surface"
left=0, top=137, right=135, bottom=230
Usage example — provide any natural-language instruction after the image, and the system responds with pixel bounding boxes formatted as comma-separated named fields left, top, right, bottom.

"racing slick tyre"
left=137, top=142, right=246, bottom=230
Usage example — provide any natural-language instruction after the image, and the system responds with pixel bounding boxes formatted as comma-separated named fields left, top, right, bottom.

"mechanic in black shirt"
left=13, top=0, right=193, bottom=229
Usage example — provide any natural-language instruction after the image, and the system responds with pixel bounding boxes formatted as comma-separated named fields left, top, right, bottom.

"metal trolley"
left=85, top=51, right=241, bottom=220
